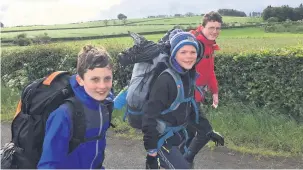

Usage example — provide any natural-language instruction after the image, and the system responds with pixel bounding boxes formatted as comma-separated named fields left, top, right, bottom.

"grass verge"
left=111, top=102, right=303, bottom=158
left=205, top=102, right=303, bottom=158
left=1, top=87, right=302, bottom=158
left=0, top=86, right=19, bottom=122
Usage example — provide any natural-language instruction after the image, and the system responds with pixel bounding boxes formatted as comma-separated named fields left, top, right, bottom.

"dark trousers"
left=156, top=132, right=191, bottom=169
left=158, top=146, right=190, bottom=169
left=183, top=110, right=213, bottom=162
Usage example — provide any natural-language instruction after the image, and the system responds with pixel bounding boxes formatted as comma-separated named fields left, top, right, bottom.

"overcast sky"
left=0, top=0, right=302, bottom=27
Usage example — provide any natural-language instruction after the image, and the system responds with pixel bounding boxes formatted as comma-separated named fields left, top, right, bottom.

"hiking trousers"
left=183, top=108, right=213, bottom=162
left=158, top=145, right=190, bottom=169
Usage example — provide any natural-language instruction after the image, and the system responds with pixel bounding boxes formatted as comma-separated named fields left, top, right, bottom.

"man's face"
left=202, top=21, right=221, bottom=40
left=77, top=67, right=113, bottom=101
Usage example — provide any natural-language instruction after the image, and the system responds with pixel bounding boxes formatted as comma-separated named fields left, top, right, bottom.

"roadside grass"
left=111, top=102, right=303, bottom=158
left=1, top=86, right=302, bottom=158
left=206, top=102, right=303, bottom=158
left=0, top=86, right=19, bottom=122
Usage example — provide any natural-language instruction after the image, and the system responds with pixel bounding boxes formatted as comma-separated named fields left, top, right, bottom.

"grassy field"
left=0, top=18, right=157, bottom=32
left=136, top=16, right=263, bottom=25
left=1, top=16, right=263, bottom=32
left=1, top=25, right=175, bottom=41
left=2, top=27, right=302, bottom=54
left=1, top=18, right=265, bottom=42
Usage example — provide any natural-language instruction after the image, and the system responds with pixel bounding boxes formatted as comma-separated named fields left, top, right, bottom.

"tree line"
left=218, top=9, right=247, bottom=17
left=262, top=4, right=303, bottom=21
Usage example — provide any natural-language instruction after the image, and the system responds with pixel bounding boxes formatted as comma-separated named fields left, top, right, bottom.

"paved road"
left=1, top=122, right=302, bottom=169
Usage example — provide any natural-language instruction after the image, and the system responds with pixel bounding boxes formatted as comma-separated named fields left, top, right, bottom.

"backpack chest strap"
left=160, top=68, right=200, bottom=124
left=160, top=68, right=196, bottom=115
left=157, top=124, right=187, bottom=149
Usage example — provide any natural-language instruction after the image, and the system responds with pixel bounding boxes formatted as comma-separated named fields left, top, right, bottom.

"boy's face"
left=175, top=45, right=197, bottom=70
left=202, top=21, right=221, bottom=40
left=77, top=66, right=113, bottom=101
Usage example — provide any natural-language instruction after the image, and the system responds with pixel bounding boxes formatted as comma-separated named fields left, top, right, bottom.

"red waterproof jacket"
left=190, top=26, right=220, bottom=102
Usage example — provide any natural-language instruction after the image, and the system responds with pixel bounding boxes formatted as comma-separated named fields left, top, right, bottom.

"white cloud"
left=1, top=0, right=121, bottom=26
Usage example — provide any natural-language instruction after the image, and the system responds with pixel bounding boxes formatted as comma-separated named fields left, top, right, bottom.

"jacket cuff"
left=147, top=149, right=158, bottom=155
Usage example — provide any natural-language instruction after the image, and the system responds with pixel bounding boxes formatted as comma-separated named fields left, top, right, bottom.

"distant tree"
left=251, top=12, right=262, bottom=17
left=13, top=33, right=33, bottom=46
left=0, top=22, right=4, bottom=27
left=122, top=19, right=127, bottom=25
left=112, top=19, right=117, bottom=25
left=262, top=4, right=303, bottom=22
left=185, top=12, right=194, bottom=17
left=218, top=9, right=247, bottom=17
left=174, top=14, right=182, bottom=17
left=294, top=3, right=303, bottom=20
left=117, top=13, right=127, bottom=20
left=262, top=6, right=274, bottom=20
left=267, top=17, right=279, bottom=22
left=103, top=19, right=108, bottom=26
left=33, top=32, right=51, bottom=44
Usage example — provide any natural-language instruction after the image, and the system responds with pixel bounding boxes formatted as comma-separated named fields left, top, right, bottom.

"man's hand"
left=146, top=154, right=160, bottom=169
left=212, top=93, right=219, bottom=108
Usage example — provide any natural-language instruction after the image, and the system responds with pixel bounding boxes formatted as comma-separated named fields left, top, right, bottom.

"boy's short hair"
left=202, top=11, right=223, bottom=26
left=77, top=45, right=113, bottom=79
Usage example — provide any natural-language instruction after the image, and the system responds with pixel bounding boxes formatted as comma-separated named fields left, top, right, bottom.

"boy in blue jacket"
left=38, top=45, right=114, bottom=169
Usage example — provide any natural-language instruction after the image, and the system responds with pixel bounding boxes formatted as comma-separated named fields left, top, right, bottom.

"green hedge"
left=215, top=46, right=303, bottom=120
left=1, top=44, right=132, bottom=93
left=1, top=45, right=302, bottom=120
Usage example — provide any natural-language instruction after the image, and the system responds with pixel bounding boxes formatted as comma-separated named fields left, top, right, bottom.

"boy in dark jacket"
left=143, top=31, right=203, bottom=169
left=38, top=45, right=114, bottom=169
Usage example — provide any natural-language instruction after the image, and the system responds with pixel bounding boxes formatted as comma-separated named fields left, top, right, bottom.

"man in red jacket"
left=183, top=11, right=224, bottom=167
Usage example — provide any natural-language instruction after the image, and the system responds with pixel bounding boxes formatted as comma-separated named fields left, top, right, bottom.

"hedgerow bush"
left=215, top=46, right=303, bottom=120
left=1, top=44, right=302, bottom=119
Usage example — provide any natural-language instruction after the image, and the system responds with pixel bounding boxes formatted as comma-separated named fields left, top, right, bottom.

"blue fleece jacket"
left=37, top=75, right=114, bottom=169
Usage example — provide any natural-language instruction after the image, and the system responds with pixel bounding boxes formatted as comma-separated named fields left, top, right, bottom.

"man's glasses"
left=206, top=27, right=221, bottom=32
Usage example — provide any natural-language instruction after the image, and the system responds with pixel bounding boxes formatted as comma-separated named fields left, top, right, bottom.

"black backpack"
left=2, top=71, right=88, bottom=169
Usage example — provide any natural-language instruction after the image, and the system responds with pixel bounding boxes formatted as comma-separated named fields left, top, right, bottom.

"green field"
left=1, top=16, right=265, bottom=43
left=3, top=27, right=302, bottom=54
left=1, top=16, right=263, bottom=33
left=1, top=25, right=175, bottom=41
left=0, top=18, right=158, bottom=32
left=136, top=16, right=263, bottom=25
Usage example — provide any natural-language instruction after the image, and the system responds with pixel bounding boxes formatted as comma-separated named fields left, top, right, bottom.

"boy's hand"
left=146, top=154, right=160, bottom=169
left=212, top=93, right=219, bottom=108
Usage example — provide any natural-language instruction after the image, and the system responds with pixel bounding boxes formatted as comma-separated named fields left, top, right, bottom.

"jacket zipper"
left=90, top=104, right=103, bottom=169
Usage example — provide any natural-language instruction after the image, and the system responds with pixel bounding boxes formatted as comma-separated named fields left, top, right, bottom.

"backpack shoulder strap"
left=190, top=29, right=200, bottom=37
left=160, top=68, right=185, bottom=115
left=64, top=96, right=86, bottom=153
